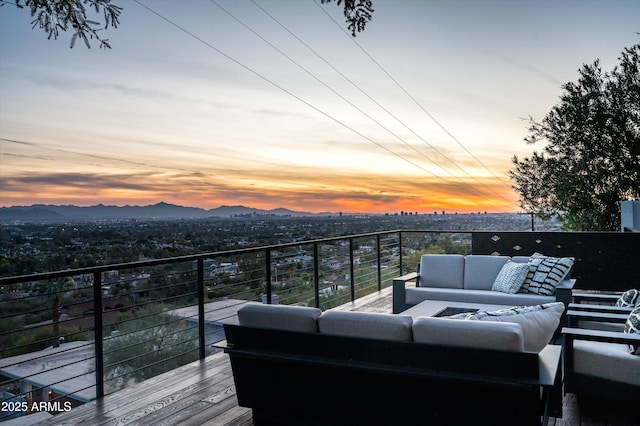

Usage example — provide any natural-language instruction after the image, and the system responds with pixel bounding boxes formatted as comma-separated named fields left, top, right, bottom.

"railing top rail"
left=5, top=229, right=632, bottom=286
left=0, top=229, right=408, bottom=285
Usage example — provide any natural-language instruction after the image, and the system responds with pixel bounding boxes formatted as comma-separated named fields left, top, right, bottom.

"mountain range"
left=0, top=202, right=321, bottom=222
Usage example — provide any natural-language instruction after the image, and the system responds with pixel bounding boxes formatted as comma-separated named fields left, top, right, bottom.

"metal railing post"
left=265, top=249, right=272, bottom=304
left=376, top=234, right=382, bottom=291
left=349, top=238, right=355, bottom=302
left=313, top=242, right=320, bottom=308
left=197, top=258, right=206, bottom=360
left=398, top=231, right=404, bottom=275
left=93, top=271, right=104, bottom=399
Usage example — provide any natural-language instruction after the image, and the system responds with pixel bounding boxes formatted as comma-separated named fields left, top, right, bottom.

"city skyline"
left=1, top=0, right=638, bottom=213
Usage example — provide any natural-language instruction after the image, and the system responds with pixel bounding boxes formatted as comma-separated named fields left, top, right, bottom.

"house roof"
left=168, top=298, right=251, bottom=326
left=0, top=341, right=95, bottom=402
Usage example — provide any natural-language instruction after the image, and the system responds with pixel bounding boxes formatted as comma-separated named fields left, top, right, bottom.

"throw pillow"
left=624, top=305, right=640, bottom=355
left=519, top=253, right=574, bottom=296
left=460, top=302, right=565, bottom=352
left=491, top=260, right=529, bottom=294
left=616, top=289, right=640, bottom=308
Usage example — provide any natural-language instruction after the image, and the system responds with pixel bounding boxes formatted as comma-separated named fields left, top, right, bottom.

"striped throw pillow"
left=519, top=253, right=573, bottom=296
left=624, top=306, right=640, bottom=355
left=616, top=289, right=640, bottom=308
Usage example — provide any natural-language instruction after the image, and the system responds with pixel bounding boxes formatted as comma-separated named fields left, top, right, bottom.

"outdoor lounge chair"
left=562, top=308, right=640, bottom=401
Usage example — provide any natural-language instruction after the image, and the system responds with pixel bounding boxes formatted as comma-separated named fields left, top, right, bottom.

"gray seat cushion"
left=574, top=340, right=640, bottom=386
left=405, top=287, right=554, bottom=306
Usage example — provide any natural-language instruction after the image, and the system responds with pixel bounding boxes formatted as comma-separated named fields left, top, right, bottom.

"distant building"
left=208, top=262, right=239, bottom=278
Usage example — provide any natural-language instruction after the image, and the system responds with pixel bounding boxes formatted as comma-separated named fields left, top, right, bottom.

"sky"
left=1, top=0, right=638, bottom=214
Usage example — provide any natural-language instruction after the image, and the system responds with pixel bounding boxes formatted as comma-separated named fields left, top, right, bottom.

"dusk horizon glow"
left=1, top=0, right=638, bottom=214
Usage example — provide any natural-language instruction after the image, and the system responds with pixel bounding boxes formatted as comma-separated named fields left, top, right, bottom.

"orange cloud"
left=0, top=166, right=517, bottom=213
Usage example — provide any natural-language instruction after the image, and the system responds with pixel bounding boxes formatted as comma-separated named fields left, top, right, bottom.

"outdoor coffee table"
left=399, top=300, right=515, bottom=319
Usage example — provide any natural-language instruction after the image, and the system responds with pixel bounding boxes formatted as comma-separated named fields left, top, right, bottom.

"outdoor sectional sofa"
left=392, top=253, right=576, bottom=314
left=224, top=303, right=565, bottom=426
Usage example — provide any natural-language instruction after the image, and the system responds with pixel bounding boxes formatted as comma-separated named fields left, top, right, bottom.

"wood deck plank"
left=203, top=406, right=253, bottom=426
left=99, top=370, right=234, bottom=425
left=99, top=355, right=231, bottom=418
left=169, top=393, right=242, bottom=426
left=143, top=382, right=238, bottom=425
left=37, top=352, right=232, bottom=426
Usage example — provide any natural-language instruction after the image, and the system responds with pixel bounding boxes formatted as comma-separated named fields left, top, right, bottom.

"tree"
left=102, top=305, right=199, bottom=392
left=3, top=0, right=373, bottom=49
left=1, top=0, right=122, bottom=48
left=510, top=43, right=640, bottom=231
left=320, top=0, right=374, bottom=37
left=36, top=276, right=75, bottom=347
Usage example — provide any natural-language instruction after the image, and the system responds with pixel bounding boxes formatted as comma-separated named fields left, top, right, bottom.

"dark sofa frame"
left=224, top=323, right=562, bottom=426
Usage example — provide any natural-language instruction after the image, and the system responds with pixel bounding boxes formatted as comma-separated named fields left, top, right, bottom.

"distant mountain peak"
left=0, top=202, right=318, bottom=222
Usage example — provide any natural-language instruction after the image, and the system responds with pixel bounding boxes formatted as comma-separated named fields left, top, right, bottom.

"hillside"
left=0, top=202, right=317, bottom=222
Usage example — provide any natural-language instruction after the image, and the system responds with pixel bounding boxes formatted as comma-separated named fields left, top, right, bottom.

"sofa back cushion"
left=463, top=255, right=510, bottom=290
left=412, top=317, right=525, bottom=351
left=319, top=311, right=413, bottom=342
left=237, top=303, right=322, bottom=333
left=419, top=254, right=465, bottom=289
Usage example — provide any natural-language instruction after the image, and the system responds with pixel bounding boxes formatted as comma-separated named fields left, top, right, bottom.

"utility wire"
left=210, top=0, right=489, bottom=199
left=249, top=1, right=453, bottom=178
left=133, top=0, right=439, bottom=180
left=251, top=0, right=502, bottom=198
left=313, top=0, right=511, bottom=187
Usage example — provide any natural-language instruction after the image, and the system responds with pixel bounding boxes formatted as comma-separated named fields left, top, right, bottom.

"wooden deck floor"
left=29, top=288, right=638, bottom=426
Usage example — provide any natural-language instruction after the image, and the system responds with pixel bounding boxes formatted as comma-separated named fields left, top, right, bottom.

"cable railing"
left=0, top=229, right=426, bottom=421
left=1, top=229, right=637, bottom=422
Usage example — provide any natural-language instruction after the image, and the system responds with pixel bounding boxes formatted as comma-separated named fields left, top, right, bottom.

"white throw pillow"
left=461, top=302, right=565, bottom=352
left=519, top=253, right=574, bottom=296
left=491, top=261, right=529, bottom=294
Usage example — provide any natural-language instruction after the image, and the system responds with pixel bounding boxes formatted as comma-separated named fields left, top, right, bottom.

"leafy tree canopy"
left=321, top=0, right=374, bottom=37
left=1, top=0, right=122, bottom=48
left=510, top=43, right=640, bottom=231
left=1, top=0, right=373, bottom=49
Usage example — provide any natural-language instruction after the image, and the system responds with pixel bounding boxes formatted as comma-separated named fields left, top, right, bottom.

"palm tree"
left=38, top=277, right=75, bottom=348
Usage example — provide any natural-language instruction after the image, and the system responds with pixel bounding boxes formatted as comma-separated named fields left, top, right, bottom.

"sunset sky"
left=1, top=0, right=638, bottom=214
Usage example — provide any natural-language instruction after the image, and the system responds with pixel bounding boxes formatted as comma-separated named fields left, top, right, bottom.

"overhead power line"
left=250, top=0, right=501, bottom=198
left=210, top=0, right=490, bottom=199
left=312, top=0, right=511, bottom=188
left=133, top=1, right=509, bottom=206
left=133, top=0, right=444, bottom=181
